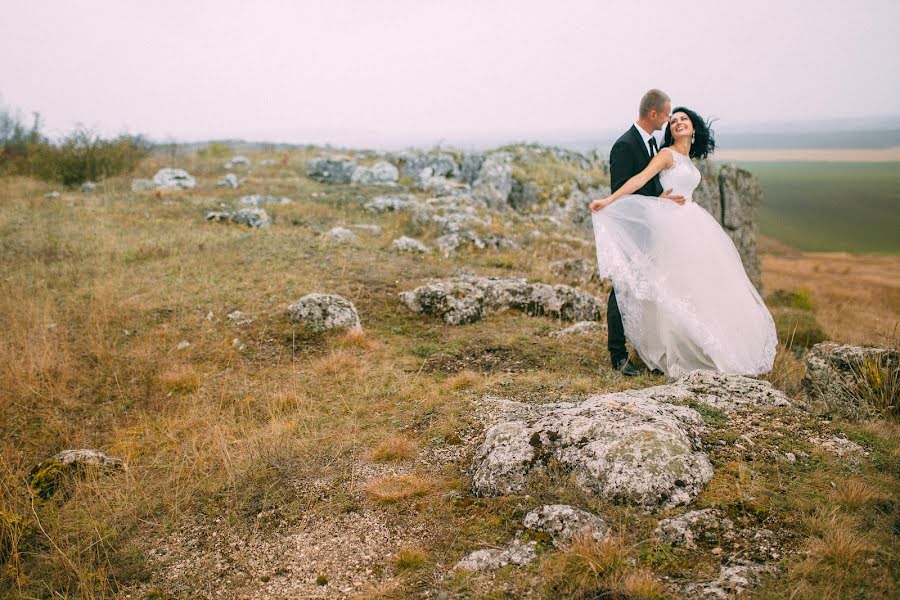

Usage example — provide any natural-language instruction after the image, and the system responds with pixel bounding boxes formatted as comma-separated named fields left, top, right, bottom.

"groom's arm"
left=609, top=139, right=634, bottom=194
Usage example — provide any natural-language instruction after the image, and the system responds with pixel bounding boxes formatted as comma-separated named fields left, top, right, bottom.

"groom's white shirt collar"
left=633, top=122, right=665, bottom=156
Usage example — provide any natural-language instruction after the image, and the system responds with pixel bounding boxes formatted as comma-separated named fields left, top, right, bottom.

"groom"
left=606, top=88, right=683, bottom=376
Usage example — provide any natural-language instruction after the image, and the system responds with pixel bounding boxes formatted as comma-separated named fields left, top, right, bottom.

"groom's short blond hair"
left=639, top=89, right=670, bottom=117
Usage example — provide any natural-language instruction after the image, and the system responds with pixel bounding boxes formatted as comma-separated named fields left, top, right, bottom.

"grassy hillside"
left=737, top=161, right=900, bottom=254
left=1, top=153, right=898, bottom=599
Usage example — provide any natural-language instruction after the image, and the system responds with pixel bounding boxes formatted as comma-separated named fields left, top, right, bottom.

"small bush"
left=197, top=142, right=231, bottom=159
left=767, top=288, right=815, bottom=311
left=846, top=353, right=899, bottom=422
left=773, top=309, right=828, bottom=351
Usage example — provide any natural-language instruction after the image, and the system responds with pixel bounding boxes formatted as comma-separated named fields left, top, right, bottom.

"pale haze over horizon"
left=2, top=0, right=899, bottom=149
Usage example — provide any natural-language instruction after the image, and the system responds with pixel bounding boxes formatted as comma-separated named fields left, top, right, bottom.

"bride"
left=589, top=107, right=776, bottom=377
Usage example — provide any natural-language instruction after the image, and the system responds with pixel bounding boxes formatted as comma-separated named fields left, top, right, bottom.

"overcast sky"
left=2, top=0, right=898, bottom=147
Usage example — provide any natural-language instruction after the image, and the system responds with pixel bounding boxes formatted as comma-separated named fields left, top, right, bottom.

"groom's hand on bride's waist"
left=660, top=188, right=685, bottom=204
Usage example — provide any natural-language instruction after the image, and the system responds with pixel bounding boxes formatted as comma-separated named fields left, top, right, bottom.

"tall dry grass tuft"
left=845, top=352, right=900, bottom=421
left=763, top=342, right=806, bottom=397
left=371, top=435, right=417, bottom=462
left=363, top=475, right=432, bottom=503
left=541, top=533, right=664, bottom=599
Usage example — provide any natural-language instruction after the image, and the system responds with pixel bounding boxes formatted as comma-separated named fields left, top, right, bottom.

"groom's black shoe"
left=614, top=358, right=640, bottom=377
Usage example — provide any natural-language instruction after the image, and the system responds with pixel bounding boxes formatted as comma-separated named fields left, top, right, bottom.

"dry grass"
left=762, top=342, right=806, bottom=397
left=830, top=478, right=892, bottom=510
left=540, top=533, right=665, bottom=600
left=371, top=435, right=417, bottom=462
left=362, top=475, right=432, bottom=503
left=393, top=546, right=429, bottom=571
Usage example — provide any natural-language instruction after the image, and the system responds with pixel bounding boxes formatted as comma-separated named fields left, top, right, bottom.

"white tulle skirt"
left=591, top=195, right=777, bottom=377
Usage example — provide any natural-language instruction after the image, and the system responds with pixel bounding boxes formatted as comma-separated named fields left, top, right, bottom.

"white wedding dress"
left=591, top=149, right=776, bottom=377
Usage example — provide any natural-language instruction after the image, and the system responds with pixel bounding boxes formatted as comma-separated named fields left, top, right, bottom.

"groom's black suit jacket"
left=609, top=125, right=664, bottom=196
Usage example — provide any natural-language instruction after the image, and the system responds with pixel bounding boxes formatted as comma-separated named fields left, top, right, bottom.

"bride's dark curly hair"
left=663, top=106, right=716, bottom=159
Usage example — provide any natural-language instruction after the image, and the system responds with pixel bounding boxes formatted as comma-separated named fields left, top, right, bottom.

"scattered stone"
left=454, top=539, right=536, bottom=571
left=80, top=181, right=97, bottom=192
left=44, top=191, right=60, bottom=199
left=802, top=342, right=898, bottom=419
left=523, top=505, right=609, bottom=546
left=306, top=156, right=358, bottom=184
left=287, top=293, right=361, bottom=333
left=654, top=509, right=735, bottom=550
left=153, top=168, right=197, bottom=190
left=399, top=276, right=604, bottom=326
left=351, top=161, right=399, bottom=185
left=258, top=159, right=277, bottom=167
left=433, top=231, right=518, bottom=255
left=216, top=173, right=240, bottom=188
left=472, top=381, right=714, bottom=508
left=227, top=310, right=253, bottom=325
left=548, top=321, right=606, bottom=338
left=230, top=155, right=250, bottom=166
left=131, top=178, right=156, bottom=192
left=364, top=195, right=414, bottom=212
left=325, top=227, right=356, bottom=243
left=206, top=208, right=271, bottom=228
left=239, top=194, right=291, bottom=206
left=30, top=449, right=125, bottom=499
left=391, top=236, right=431, bottom=253
left=176, top=340, right=191, bottom=350
left=352, top=224, right=382, bottom=234
left=232, top=338, right=246, bottom=351
left=685, top=563, right=775, bottom=599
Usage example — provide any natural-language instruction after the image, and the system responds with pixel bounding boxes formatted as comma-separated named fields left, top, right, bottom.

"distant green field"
left=733, top=161, right=900, bottom=254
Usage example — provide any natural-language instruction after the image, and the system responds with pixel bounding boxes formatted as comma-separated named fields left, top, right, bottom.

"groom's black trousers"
left=607, top=288, right=628, bottom=366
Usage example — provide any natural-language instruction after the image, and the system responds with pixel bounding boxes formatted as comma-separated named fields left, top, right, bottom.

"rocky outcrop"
left=523, top=504, right=609, bottom=545
left=351, top=161, right=399, bottom=185
left=306, top=156, right=357, bottom=184
left=153, top=168, right=197, bottom=190
left=30, top=449, right=125, bottom=499
left=287, top=293, right=361, bottom=332
left=472, top=152, right=513, bottom=210
left=206, top=208, right=271, bottom=228
left=394, top=150, right=459, bottom=180
left=398, top=276, right=604, bottom=326
left=471, top=384, right=714, bottom=508
left=802, top=342, right=898, bottom=419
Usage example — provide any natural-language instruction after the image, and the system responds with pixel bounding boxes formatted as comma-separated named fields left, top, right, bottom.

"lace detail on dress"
left=659, top=150, right=701, bottom=203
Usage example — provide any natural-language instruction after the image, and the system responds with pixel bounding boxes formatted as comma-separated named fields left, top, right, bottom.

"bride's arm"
left=590, top=149, right=674, bottom=212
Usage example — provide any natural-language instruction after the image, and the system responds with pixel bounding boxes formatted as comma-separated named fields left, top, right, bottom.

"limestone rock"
left=654, top=508, right=735, bottom=549
left=351, top=161, right=399, bottom=185
left=153, top=168, right=197, bottom=190
left=30, top=449, right=125, bottom=499
left=471, top=386, right=714, bottom=508
left=460, top=153, right=485, bottom=184
left=391, top=236, right=431, bottom=253
left=206, top=208, right=271, bottom=228
left=80, top=181, right=97, bottom=192
left=394, top=151, right=459, bottom=180
left=399, top=276, right=604, bottom=325
left=286, top=293, right=361, bottom=333
left=364, top=195, right=414, bottom=213
left=216, top=173, right=240, bottom=188
left=454, top=539, right=537, bottom=571
left=305, top=156, right=358, bottom=184
left=352, top=224, right=382, bottom=234
left=548, top=321, right=606, bottom=338
left=44, top=191, right=61, bottom=199
left=673, top=370, right=791, bottom=413
left=802, top=342, right=898, bottom=419
left=433, top=231, right=518, bottom=255
left=472, top=152, right=513, bottom=209
left=239, top=194, right=291, bottom=206
left=325, top=226, right=356, bottom=243
left=230, top=155, right=250, bottom=166
left=685, top=563, right=775, bottom=599
left=523, top=504, right=609, bottom=545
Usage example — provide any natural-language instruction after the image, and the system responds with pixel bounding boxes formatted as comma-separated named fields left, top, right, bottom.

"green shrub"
left=197, top=142, right=231, bottom=159
left=773, top=308, right=828, bottom=351
left=766, top=288, right=815, bottom=311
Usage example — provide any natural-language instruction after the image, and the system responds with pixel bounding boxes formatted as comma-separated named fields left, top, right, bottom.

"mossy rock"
left=773, top=308, right=828, bottom=351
